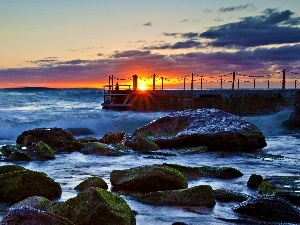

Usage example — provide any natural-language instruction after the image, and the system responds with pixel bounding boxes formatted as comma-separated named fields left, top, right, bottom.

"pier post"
left=232, top=71, right=235, bottom=90
left=200, top=77, right=203, bottom=90
left=152, top=74, right=156, bottom=90
left=238, top=79, right=240, bottom=89
left=132, top=74, right=138, bottom=90
left=191, top=73, right=194, bottom=91
left=220, top=77, right=223, bottom=89
left=253, top=79, right=256, bottom=89
left=282, top=69, right=286, bottom=90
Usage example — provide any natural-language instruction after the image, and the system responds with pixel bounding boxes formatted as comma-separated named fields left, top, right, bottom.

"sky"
left=0, top=0, right=300, bottom=89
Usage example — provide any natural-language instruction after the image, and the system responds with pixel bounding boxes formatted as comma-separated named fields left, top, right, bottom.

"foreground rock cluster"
left=1, top=108, right=298, bottom=224
left=1, top=109, right=267, bottom=161
left=1, top=162, right=300, bottom=224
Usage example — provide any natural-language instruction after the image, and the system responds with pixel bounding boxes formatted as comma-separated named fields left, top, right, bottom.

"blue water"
left=0, top=88, right=299, bottom=224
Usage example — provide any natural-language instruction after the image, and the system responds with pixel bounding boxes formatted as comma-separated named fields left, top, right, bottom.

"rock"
left=233, top=197, right=300, bottom=222
left=80, top=142, right=130, bottom=156
left=75, top=176, right=108, bottom=191
left=132, top=108, right=267, bottom=151
left=163, top=163, right=243, bottom=179
left=1, top=141, right=55, bottom=161
left=258, top=176, right=300, bottom=205
left=101, top=131, right=126, bottom=144
left=123, top=134, right=160, bottom=152
left=2, top=196, right=74, bottom=225
left=136, top=185, right=215, bottom=207
left=247, top=174, right=263, bottom=189
left=66, top=128, right=94, bottom=136
left=16, top=128, right=77, bottom=151
left=110, top=164, right=188, bottom=192
left=283, top=90, right=300, bottom=128
left=53, top=187, right=135, bottom=225
left=0, top=165, right=27, bottom=175
left=214, top=189, right=249, bottom=202
left=0, top=167, right=62, bottom=202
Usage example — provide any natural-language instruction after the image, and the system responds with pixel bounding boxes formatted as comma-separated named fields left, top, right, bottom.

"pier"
left=102, top=89, right=296, bottom=115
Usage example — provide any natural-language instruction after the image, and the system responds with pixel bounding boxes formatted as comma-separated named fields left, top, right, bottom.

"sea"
left=0, top=87, right=299, bottom=224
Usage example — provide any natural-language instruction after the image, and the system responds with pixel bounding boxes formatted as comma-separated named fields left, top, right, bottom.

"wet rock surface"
left=136, top=185, right=215, bottom=207
left=233, top=197, right=300, bottom=223
left=0, top=165, right=62, bottom=202
left=53, top=187, right=136, bottom=225
left=16, top=128, right=77, bottom=151
left=133, top=108, right=267, bottom=151
left=75, top=176, right=108, bottom=191
left=1, top=196, right=75, bottom=225
left=110, top=164, right=188, bottom=192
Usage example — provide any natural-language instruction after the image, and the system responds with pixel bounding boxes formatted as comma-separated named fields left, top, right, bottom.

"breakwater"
left=129, top=89, right=297, bottom=115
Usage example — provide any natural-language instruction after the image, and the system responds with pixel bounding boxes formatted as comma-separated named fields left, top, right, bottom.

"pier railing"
left=102, top=84, right=132, bottom=109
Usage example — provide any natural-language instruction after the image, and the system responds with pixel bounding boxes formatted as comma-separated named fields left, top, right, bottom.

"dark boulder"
left=16, top=128, right=77, bottom=151
left=247, top=174, right=263, bottom=189
left=110, top=164, right=187, bottom=192
left=75, top=176, right=108, bottom=191
left=53, top=187, right=136, bottom=225
left=136, top=185, right=215, bottom=207
left=123, top=134, right=160, bottom=152
left=258, top=176, right=300, bottom=205
left=2, top=196, right=74, bottom=225
left=80, top=142, right=131, bottom=156
left=233, top=197, right=300, bottom=223
left=132, top=108, right=266, bottom=151
left=1, top=142, right=55, bottom=161
left=214, top=189, right=249, bottom=202
left=163, top=163, right=243, bottom=179
left=283, top=90, right=300, bottom=128
left=0, top=166, right=62, bottom=202
left=100, top=131, right=126, bottom=144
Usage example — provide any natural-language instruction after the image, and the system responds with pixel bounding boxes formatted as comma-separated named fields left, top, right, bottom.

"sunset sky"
left=1, top=0, right=300, bottom=89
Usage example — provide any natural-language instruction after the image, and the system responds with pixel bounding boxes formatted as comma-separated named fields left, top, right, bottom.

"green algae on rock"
left=53, top=187, right=135, bottom=225
left=110, top=164, right=188, bottom=192
left=75, top=176, right=108, bottom=191
left=137, top=185, right=215, bottom=207
left=0, top=166, right=62, bottom=202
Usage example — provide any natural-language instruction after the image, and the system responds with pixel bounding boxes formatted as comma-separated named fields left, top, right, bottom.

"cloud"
left=111, top=50, right=152, bottom=58
left=97, top=53, right=104, bottom=57
left=163, top=32, right=200, bottom=39
left=144, top=40, right=201, bottom=50
left=1, top=44, right=300, bottom=88
left=143, top=21, right=152, bottom=26
left=200, top=9, right=300, bottom=48
left=218, top=4, right=255, bottom=13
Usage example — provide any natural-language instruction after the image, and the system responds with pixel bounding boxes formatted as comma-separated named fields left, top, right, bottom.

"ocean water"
left=0, top=88, right=299, bottom=224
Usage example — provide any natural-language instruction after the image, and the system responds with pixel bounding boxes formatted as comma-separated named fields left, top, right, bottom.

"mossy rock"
left=75, top=176, right=108, bottom=191
left=163, top=163, right=243, bottom=179
left=233, top=197, right=300, bottom=222
left=214, top=189, right=249, bottom=202
left=247, top=174, right=263, bottom=189
left=1, top=144, right=32, bottom=161
left=16, top=128, right=76, bottom=150
left=3, top=196, right=75, bottom=225
left=10, top=196, right=53, bottom=212
left=53, top=187, right=135, bottom=225
left=34, top=141, right=56, bottom=160
left=80, top=142, right=128, bottom=156
left=0, top=165, right=27, bottom=175
left=258, top=180, right=276, bottom=196
left=123, top=134, right=160, bottom=152
left=1, top=142, right=55, bottom=161
left=110, top=164, right=187, bottom=192
left=101, top=131, right=126, bottom=144
left=0, top=170, right=62, bottom=202
left=137, top=185, right=215, bottom=207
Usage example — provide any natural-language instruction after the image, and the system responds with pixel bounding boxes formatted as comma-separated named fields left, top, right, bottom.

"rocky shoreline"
left=1, top=108, right=300, bottom=224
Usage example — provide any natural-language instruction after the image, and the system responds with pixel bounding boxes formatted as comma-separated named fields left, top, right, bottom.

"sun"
left=139, top=82, right=148, bottom=91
